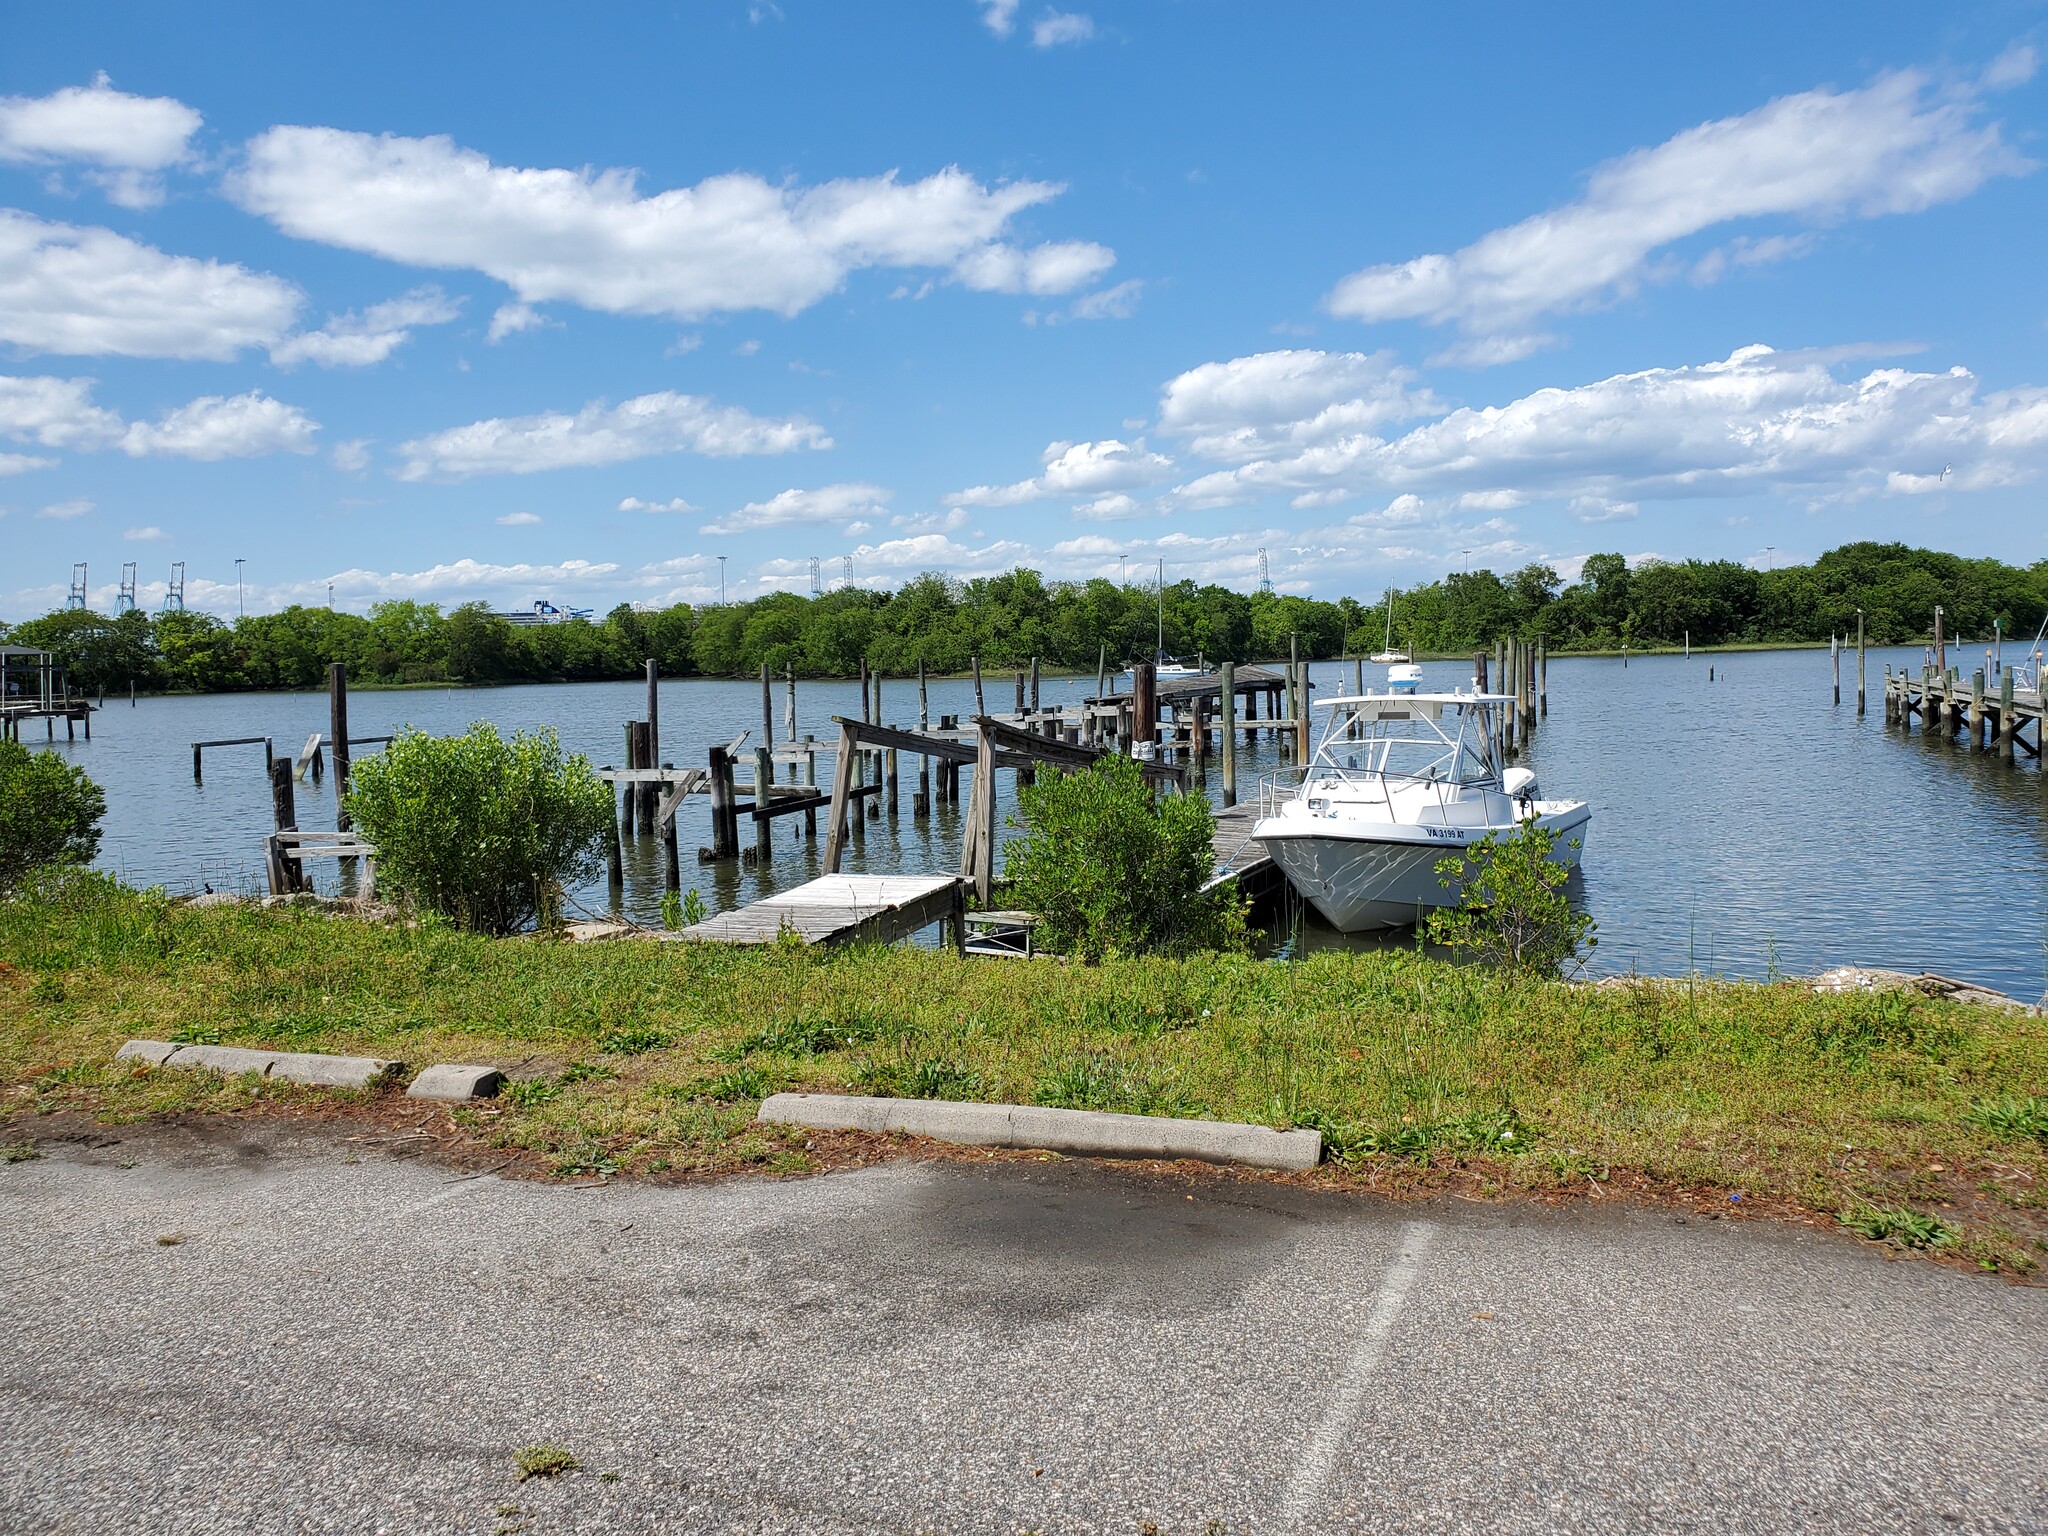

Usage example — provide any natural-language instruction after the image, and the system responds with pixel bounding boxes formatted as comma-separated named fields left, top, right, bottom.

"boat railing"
left=1255, top=768, right=1306, bottom=818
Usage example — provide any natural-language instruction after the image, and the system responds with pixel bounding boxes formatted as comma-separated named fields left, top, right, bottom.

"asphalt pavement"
left=0, top=1119, right=2042, bottom=1535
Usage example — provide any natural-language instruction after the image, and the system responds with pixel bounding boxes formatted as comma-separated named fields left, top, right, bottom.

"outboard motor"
left=1387, top=663, right=1423, bottom=694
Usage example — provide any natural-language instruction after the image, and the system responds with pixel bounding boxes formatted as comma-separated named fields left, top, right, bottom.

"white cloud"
left=123, top=525, right=168, bottom=540
left=397, top=391, right=830, bottom=480
left=331, top=438, right=372, bottom=471
left=947, top=437, right=1174, bottom=507
left=1156, top=349, right=1439, bottom=460
left=0, top=210, right=302, bottom=360
left=951, top=239, right=1116, bottom=296
left=618, top=495, right=698, bottom=513
left=890, top=506, right=969, bottom=533
left=1066, top=278, right=1144, bottom=321
left=120, top=391, right=319, bottom=460
left=271, top=286, right=461, bottom=367
left=36, top=497, right=92, bottom=520
left=1326, top=65, right=2034, bottom=353
left=732, top=338, right=761, bottom=356
left=701, top=481, right=891, bottom=535
left=486, top=303, right=547, bottom=342
left=306, top=557, right=622, bottom=606
left=978, top=0, right=1020, bottom=37
left=1983, top=42, right=2039, bottom=90
left=0, top=74, right=201, bottom=207
left=495, top=511, right=542, bottom=526
left=1458, top=489, right=1527, bottom=511
left=1032, top=11, right=1095, bottom=46
left=1160, top=344, right=2048, bottom=512
left=1571, top=495, right=1639, bottom=523
left=0, top=452, right=54, bottom=476
left=232, top=127, right=1113, bottom=318
left=1071, top=492, right=1148, bottom=520
left=0, top=373, right=317, bottom=461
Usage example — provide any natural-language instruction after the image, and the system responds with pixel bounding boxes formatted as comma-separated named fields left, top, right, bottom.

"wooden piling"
left=1538, top=636, right=1548, bottom=717
left=606, top=819, right=623, bottom=894
left=917, top=660, right=931, bottom=816
left=754, top=746, right=774, bottom=856
left=660, top=763, right=682, bottom=890
left=621, top=723, right=639, bottom=833
left=328, top=664, right=352, bottom=835
left=1999, top=668, right=2016, bottom=760
left=1220, top=660, right=1237, bottom=807
left=1832, top=633, right=1841, bottom=705
left=1503, top=638, right=1518, bottom=755
left=1296, top=658, right=1311, bottom=763
left=1030, top=656, right=1040, bottom=712
left=1474, top=650, right=1487, bottom=692
left=972, top=656, right=985, bottom=717
left=1132, top=663, right=1158, bottom=749
left=1095, top=645, right=1106, bottom=701
left=804, top=734, right=819, bottom=834
left=635, top=722, right=655, bottom=833
left=760, top=662, right=775, bottom=789
left=708, top=744, right=736, bottom=858
left=1855, top=613, right=1866, bottom=715
left=1014, top=669, right=1026, bottom=718
left=267, top=758, right=301, bottom=895
left=1971, top=669, right=1987, bottom=749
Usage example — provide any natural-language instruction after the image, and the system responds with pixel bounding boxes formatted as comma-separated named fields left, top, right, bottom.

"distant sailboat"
left=1124, top=558, right=1210, bottom=678
left=1369, top=587, right=1410, bottom=664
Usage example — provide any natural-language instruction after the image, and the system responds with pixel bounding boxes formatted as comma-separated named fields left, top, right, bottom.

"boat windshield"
left=1311, top=699, right=1498, bottom=786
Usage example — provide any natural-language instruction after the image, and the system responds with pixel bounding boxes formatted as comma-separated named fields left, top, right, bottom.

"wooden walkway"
left=678, top=873, right=965, bottom=948
left=1205, top=801, right=1281, bottom=900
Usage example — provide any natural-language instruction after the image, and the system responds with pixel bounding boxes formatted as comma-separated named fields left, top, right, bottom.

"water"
left=27, top=648, right=2048, bottom=999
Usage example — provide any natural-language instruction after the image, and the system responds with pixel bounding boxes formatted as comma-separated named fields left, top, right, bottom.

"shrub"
left=0, top=739, right=105, bottom=891
left=1424, top=818, right=1595, bottom=977
left=341, top=723, right=613, bottom=935
left=1004, top=754, right=1249, bottom=960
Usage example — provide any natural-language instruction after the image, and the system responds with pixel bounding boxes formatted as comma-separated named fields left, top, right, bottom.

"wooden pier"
left=677, top=873, right=965, bottom=948
left=1885, top=666, right=2042, bottom=761
left=1, top=646, right=93, bottom=742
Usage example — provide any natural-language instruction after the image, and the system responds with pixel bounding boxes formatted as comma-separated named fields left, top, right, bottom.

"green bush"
left=341, top=723, right=613, bottom=935
left=1004, top=754, right=1249, bottom=960
left=0, top=739, right=105, bottom=891
left=1424, top=819, right=1595, bottom=977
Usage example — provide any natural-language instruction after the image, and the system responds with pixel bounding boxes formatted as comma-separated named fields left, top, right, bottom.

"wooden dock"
left=1886, top=666, right=2042, bottom=760
left=1205, top=801, right=1280, bottom=900
left=678, top=873, right=965, bottom=947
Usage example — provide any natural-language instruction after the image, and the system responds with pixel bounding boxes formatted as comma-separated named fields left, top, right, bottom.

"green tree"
left=1424, top=820, right=1595, bottom=977
left=0, top=739, right=105, bottom=889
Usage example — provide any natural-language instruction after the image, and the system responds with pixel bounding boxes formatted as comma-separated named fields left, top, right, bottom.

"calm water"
left=25, top=648, right=2048, bottom=998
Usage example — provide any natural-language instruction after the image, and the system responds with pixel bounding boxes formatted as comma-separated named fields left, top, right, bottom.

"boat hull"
left=1255, top=805, right=1589, bottom=932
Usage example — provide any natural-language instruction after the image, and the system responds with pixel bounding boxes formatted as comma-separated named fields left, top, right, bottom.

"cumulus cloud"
left=331, top=438, right=372, bottom=471
left=978, top=0, right=1020, bottom=36
left=1065, top=278, right=1144, bottom=320
left=397, top=391, right=830, bottom=480
left=0, top=74, right=201, bottom=207
left=0, top=211, right=303, bottom=360
left=123, top=525, right=168, bottom=540
left=231, top=127, right=1113, bottom=319
left=271, top=286, right=462, bottom=367
left=119, top=391, right=320, bottom=460
left=1162, top=344, right=2048, bottom=512
left=701, top=482, right=891, bottom=535
left=1571, top=495, right=1639, bottom=523
left=1156, top=348, right=1441, bottom=460
left=487, top=302, right=547, bottom=342
left=947, top=438, right=1174, bottom=508
left=495, top=511, right=542, bottom=526
left=0, top=373, right=318, bottom=460
left=1326, top=65, right=2035, bottom=355
left=307, top=557, right=622, bottom=606
left=36, top=497, right=92, bottom=520
left=0, top=451, right=54, bottom=476
left=618, top=495, right=698, bottom=513
left=1032, top=11, right=1095, bottom=46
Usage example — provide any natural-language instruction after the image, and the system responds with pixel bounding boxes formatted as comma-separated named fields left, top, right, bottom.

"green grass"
left=3, top=873, right=2043, bottom=1271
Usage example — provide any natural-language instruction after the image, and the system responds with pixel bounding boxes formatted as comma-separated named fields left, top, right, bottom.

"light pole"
left=1763, top=546, right=1775, bottom=571
left=235, top=558, right=246, bottom=620
left=717, top=555, right=727, bottom=604
left=327, top=582, right=334, bottom=610
left=1119, top=555, right=1128, bottom=587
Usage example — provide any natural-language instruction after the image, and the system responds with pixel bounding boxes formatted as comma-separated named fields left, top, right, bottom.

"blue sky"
left=1, top=1, right=2044, bottom=619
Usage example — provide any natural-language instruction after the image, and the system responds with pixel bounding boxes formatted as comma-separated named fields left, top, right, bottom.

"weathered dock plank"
left=679, top=873, right=964, bottom=948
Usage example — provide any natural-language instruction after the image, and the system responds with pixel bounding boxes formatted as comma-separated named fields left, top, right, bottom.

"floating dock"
left=678, top=873, right=966, bottom=948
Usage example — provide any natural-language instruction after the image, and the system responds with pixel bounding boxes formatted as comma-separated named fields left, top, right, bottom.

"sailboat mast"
left=1156, top=558, right=1165, bottom=663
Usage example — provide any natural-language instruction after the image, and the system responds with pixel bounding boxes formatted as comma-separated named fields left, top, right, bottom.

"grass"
left=513, top=1444, right=579, bottom=1481
left=3, top=872, right=2044, bottom=1273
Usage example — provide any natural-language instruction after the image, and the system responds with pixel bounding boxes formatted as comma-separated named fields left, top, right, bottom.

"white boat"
left=1121, top=557, right=1212, bottom=679
left=1369, top=586, right=1409, bottom=664
left=1250, top=688, right=1590, bottom=931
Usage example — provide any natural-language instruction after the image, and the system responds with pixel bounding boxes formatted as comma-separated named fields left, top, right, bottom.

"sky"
left=1, top=1, right=2044, bottom=620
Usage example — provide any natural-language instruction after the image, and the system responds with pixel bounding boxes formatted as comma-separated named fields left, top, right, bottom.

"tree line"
left=2, top=542, right=2040, bottom=695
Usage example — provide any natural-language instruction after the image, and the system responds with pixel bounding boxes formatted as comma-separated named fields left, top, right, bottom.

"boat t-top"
left=1250, top=684, right=1591, bottom=931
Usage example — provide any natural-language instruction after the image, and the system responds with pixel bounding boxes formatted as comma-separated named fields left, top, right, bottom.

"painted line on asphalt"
left=1277, top=1218, right=1436, bottom=1532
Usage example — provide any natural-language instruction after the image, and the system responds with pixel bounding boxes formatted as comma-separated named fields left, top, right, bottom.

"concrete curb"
left=758, top=1093, right=1323, bottom=1171
left=116, top=1041, right=402, bottom=1091
left=407, top=1064, right=505, bottom=1102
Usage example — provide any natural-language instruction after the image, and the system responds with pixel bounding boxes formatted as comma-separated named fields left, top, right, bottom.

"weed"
left=1965, top=1095, right=2048, bottom=1145
left=599, top=1023, right=675, bottom=1056
left=1301, top=1106, right=1538, bottom=1165
left=1033, top=1052, right=1198, bottom=1117
left=1, top=1141, right=38, bottom=1163
left=168, top=1023, right=223, bottom=1045
left=681, top=888, right=706, bottom=926
left=699, top=1066, right=776, bottom=1103
left=501, top=1078, right=560, bottom=1109
left=1840, top=1204, right=1959, bottom=1250
left=729, top=1011, right=891, bottom=1058
left=27, top=974, right=65, bottom=1004
left=558, top=1060, right=619, bottom=1085
left=513, top=1444, right=579, bottom=1481
left=660, top=890, right=683, bottom=931
left=551, top=1141, right=622, bottom=1179
left=853, top=1057, right=984, bottom=1100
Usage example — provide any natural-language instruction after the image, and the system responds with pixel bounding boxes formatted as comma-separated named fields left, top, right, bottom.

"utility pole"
left=235, top=558, right=246, bottom=620
left=717, top=554, right=727, bottom=604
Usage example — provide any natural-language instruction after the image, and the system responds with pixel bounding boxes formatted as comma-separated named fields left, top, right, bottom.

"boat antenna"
left=1156, top=558, right=1165, bottom=665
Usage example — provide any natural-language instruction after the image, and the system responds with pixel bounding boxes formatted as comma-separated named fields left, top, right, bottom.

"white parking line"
left=1277, top=1218, right=1436, bottom=1532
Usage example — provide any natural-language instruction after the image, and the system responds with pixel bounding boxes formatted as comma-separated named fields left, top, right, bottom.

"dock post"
left=754, top=746, right=774, bottom=857
left=661, top=766, right=682, bottom=890
left=1296, top=659, right=1311, bottom=763
left=1538, top=636, right=1548, bottom=717
left=1832, top=634, right=1840, bottom=705
left=1998, top=669, right=2015, bottom=761
left=823, top=723, right=858, bottom=874
left=1133, top=663, right=1158, bottom=752
left=193, top=742, right=202, bottom=782
left=760, top=662, right=774, bottom=789
left=1971, top=670, right=1987, bottom=750
left=1504, top=638, right=1518, bottom=755
left=1856, top=613, right=1866, bottom=715
left=267, top=757, right=301, bottom=895
left=709, top=744, right=736, bottom=858
left=786, top=664, right=798, bottom=748
left=1030, top=656, right=1040, bottom=712
left=1095, top=645, right=1106, bottom=703
left=606, top=819, right=623, bottom=897
left=646, top=655, right=660, bottom=779
left=1220, top=660, right=1237, bottom=807
left=635, top=723, right=655, bottom=833
left=917, top=661, right=931, bottom=817
left=329, top=663, right=356, bottom=879
left=620, top=723, right=638, bottom=833
left=972, top=656, right=985, bottom=717
left=1474, top=650, right=1487, bottom=692
left=1014, top=669, right=1026, bottom=719
left=804, top=735, right=818, bottom=835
